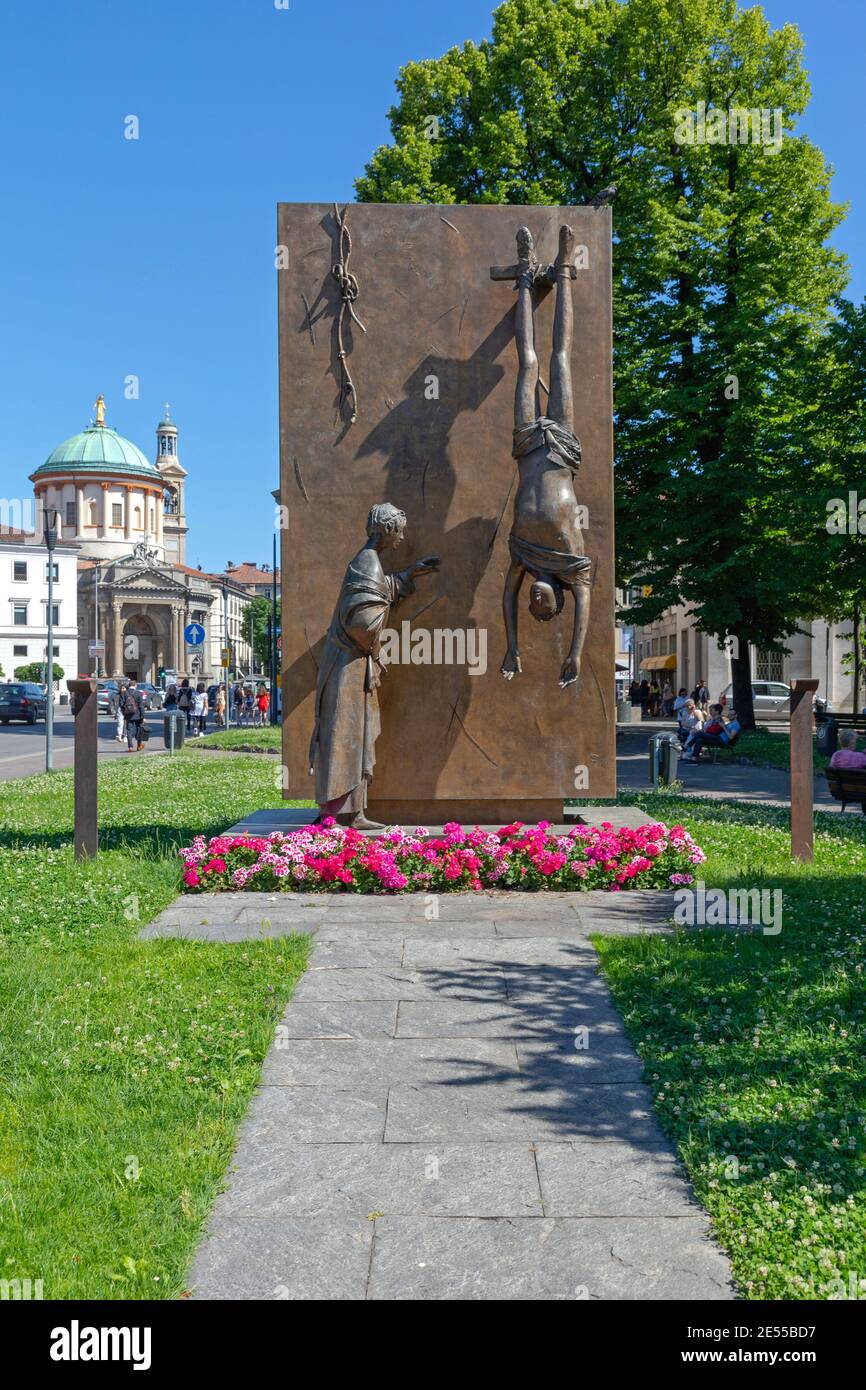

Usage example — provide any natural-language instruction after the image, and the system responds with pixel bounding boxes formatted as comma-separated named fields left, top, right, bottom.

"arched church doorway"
left=123, top=613, right=158, bottom=683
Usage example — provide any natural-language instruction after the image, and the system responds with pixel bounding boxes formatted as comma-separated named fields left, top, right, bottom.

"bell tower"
left=156, top=405, right=188, bottom=565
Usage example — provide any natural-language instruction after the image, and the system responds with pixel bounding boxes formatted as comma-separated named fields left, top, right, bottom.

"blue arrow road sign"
left=184, top=622, right=206, bottom=647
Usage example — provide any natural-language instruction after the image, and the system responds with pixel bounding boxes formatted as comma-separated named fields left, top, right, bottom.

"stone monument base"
left=366, top=798, right=564, bottom=826
left=223, top=806, right=651, bottom=838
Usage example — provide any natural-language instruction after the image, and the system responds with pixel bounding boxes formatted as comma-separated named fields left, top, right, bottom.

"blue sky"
left=1, top=0, right=862, bottom=572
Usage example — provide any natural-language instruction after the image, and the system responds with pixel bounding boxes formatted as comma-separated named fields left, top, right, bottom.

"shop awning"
left=639, top=654, right=677, bottom=671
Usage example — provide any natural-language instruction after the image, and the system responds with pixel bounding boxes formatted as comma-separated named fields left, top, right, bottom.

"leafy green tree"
left=357, top=0, right=849, bottom=727
left=14, top=661, right=64, bottom=684
left=803, top=298, right=866, bottom=712
left=247, top=596, right=280, bottom=673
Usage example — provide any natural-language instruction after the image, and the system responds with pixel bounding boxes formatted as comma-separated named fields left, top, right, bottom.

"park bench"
left=825, top=767, right=866, bottom=814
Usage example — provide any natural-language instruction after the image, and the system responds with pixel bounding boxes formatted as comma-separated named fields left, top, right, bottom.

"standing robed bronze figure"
left=309, top=503, right=440, bottom=829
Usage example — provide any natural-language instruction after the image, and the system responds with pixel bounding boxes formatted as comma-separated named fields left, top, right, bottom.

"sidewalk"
left=616, top=724, right=836, bottom=810
left=142, top=891, right=735, bottom=1301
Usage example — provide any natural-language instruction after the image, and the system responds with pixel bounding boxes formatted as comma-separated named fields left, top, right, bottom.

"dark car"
left=138, top=683, right=164, bottom=711
left=0, top=681, right=48, bottom=724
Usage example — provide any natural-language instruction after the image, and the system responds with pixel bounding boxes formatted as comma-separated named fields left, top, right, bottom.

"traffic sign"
left=184, top=622, right=206, bottom=648
left=88, top=640, right=105, bottom=655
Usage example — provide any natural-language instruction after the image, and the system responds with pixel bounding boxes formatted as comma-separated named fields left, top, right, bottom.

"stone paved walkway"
left=142, top=891, right=735, bottom=1301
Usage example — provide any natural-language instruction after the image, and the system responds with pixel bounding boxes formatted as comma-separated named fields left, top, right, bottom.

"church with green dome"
left=28, top=397, right=252, bottom=683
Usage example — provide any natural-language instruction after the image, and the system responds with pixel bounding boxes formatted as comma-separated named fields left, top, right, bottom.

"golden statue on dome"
left=93, top=394, right=106, bottom=427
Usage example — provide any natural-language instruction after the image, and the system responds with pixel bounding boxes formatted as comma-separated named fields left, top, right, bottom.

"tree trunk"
left=731, top=638, right=756, bottom=730
left=854, top=603, right=862, bottom=716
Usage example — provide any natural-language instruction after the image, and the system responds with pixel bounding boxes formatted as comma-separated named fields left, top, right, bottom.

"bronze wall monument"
left=279, top=203, right=615, bottom=823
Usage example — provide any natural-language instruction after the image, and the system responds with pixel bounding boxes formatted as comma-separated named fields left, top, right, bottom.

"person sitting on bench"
left=682, top=705, right=735, bottom=762
left=829, top=729, right=866, bottom=770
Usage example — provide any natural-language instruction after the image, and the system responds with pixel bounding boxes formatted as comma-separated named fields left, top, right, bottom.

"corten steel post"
left=67, top=679, right=98, bottom=860
left=790, top=679, right=820, bottom=863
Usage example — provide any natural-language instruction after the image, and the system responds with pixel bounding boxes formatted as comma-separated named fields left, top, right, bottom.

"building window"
left=112, top=503, right=123, bottom=528
left=13, top=560, right=27, bottom=582
left=45, top=562, right=59, bottom=582
left=755, top=649, right=784, bottom=683
left=66, top=501, right=77, bottom=528
left=13, top=644, right=27, bottom=657
left=52, top=646, right=59, bottom=658
left=13, top=603, right=27, bottom=625
left=44, top=603, right=60, bottom=625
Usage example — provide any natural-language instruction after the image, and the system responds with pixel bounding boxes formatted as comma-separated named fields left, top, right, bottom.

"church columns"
left=172, top=606, right=182, bottom=673
left=156, top=489, right=164, bottom=548
left=112, top=602, right=123, bottom=676
left=99, top=482, right=109, bottom=539
left=124, top=486, right=132, bottom=541
left=76, top=484, right=86, bottom=538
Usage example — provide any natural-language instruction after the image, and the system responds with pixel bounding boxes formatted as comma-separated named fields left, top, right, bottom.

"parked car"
left=0, top=681, right=48, bottom=724
left=721, top=682, right=831, bottom=723
left=96, top=680, right=121, bottom=714
left=138, top=683, right=164, bottom=710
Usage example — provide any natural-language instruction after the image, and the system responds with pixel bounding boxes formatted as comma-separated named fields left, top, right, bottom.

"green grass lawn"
left=714, top=727, right=834, bottom=772
left=3, top=749, right=865, bottom=1301
left=0, top=750, right=310, bottom=1300
left=197, top=725, right=281, bottom=752
left=592, top=791, right=866, bottom=1301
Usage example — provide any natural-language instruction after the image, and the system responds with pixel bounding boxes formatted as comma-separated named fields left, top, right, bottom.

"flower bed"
left=180, top=819, right=705, bottom=894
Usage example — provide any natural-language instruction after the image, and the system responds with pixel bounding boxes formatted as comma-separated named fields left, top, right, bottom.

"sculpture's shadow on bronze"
left=349, top=308, right=517, bottom=797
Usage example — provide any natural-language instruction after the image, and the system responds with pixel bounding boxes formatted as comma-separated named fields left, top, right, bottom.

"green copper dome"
left=33, top=425, right=160, bottom=480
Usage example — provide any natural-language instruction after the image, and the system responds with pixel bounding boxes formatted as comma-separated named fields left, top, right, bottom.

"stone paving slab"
left=277, top=1001, right=399, bottom=1039
left=366, top=1216, right=733, bottom=1301
left=401, top=937, right=598, bottom=967
left=188, top=1216, right=373, bottom=1300
left=292, top=965, right=509, bottom=1003
left=214, top=1142, right=543, bottom=1221
left=383, top=1082, right=668, bottom=1144
left=535, top=1141, right=699, bottom=1218
left=394, top=997, right=628, bottom=1040
left=238, top=1085, right=389, bottom=1143
left=147, top=888, right=737, bottom=1300
left=261, top=1038, right=520, bottom=1088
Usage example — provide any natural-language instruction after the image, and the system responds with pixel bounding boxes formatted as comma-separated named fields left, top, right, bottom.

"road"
left=0, top=705, right=174, bottom=781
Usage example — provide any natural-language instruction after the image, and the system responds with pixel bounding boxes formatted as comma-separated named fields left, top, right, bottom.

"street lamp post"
left=43, top=506, right=58, bottom=772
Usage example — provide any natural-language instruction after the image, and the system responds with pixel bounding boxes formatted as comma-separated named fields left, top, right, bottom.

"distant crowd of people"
left=629, top=677, right=711, bottom=721
left=627, top=676, right=740, bottom=763
left=113, top=676, right=271, bottom=747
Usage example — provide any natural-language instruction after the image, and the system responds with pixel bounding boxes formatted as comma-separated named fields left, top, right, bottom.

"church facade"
left=29, top=398, right=253, bottom=683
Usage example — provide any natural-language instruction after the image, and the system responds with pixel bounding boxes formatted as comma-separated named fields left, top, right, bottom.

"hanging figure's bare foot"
left=557, top=222, right=576, bottom=269
left=516, top=226, right=541, bottom=289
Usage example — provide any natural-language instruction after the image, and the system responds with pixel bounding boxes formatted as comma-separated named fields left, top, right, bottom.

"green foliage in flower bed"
left=592, top=792, right=866, bottom=1301
left=0, top=754, right=311, bottom=1299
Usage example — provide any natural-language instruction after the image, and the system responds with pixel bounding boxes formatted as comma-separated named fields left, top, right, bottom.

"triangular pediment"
left=109, top=565, right=189, bottom=596
left=159, top=459, right=187, bottom=480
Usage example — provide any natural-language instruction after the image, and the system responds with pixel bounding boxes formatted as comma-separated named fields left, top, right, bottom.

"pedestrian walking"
left=115, top=680, right=128, bottom=743
left=177, top=678, right=194, bottom=733
left=193, top=682, right=208, bottom=737
left=121, top=678, right=146, bottom=752
left=256, top=683, right=270, bottom=726
left=215, top=683, right=226, bottom=728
